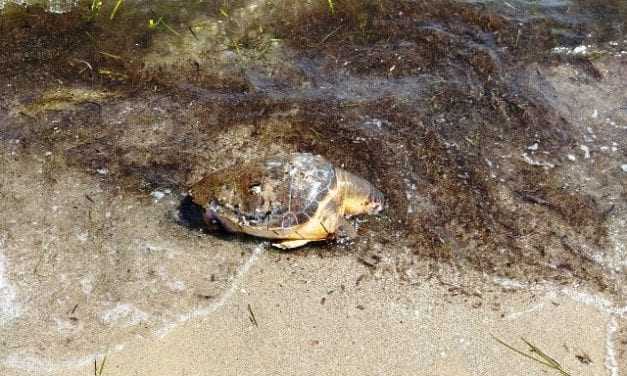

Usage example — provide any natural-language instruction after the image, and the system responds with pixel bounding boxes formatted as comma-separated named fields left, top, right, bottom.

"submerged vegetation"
left=0, top=0, right=624, bottom=288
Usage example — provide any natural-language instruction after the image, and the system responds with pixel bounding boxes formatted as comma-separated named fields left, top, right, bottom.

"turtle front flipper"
left=272, top=239, right=312, bottom=249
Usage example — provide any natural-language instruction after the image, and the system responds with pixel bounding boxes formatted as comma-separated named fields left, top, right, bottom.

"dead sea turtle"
left=189, top=153, right=384, bottom=249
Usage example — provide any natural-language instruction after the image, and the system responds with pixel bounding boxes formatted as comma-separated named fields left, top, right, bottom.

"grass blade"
left=491, top=334, right=555, bottom=369
left=491, top=334, right=572, bottom=375
left=247, top=304, right=258, bottom=327
left=110, top=0, right=124, bottom=20
left=327, top=0, right=335, bottom=15
left=160, top=19, right=182, bottom=37
left=521, top=337, right=561, bottom=368
left=96, top=353, right=107, bottom=376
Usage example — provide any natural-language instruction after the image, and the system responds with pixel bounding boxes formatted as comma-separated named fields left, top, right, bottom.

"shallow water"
left=0, top=0, right=625, bottom=372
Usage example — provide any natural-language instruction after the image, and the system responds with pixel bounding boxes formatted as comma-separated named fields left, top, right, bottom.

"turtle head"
left=365, top=187, right=385, bottom=215
left=340, top=171, right=385, bottom=217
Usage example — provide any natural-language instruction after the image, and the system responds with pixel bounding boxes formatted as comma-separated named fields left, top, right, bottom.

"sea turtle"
left=189, top=153, right=384, bottom=249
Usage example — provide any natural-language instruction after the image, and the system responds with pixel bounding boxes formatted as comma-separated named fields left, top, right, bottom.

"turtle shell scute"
left=238, top=153, right=337, bottom=230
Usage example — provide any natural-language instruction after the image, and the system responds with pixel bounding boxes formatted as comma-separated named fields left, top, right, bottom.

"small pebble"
left=621, top=164, right=627, bottom=172
left=151, top=190, right=167, bottom=201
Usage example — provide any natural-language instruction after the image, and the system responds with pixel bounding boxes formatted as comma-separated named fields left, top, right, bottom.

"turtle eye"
left=368, top=189, right=385, bottom=214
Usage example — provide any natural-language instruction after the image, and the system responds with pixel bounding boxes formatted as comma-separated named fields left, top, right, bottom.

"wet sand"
left=6, top=249, right=623, bottom=376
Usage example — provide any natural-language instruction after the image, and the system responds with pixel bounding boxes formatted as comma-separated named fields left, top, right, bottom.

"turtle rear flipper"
left=272, top=239, right=312, bottom=249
